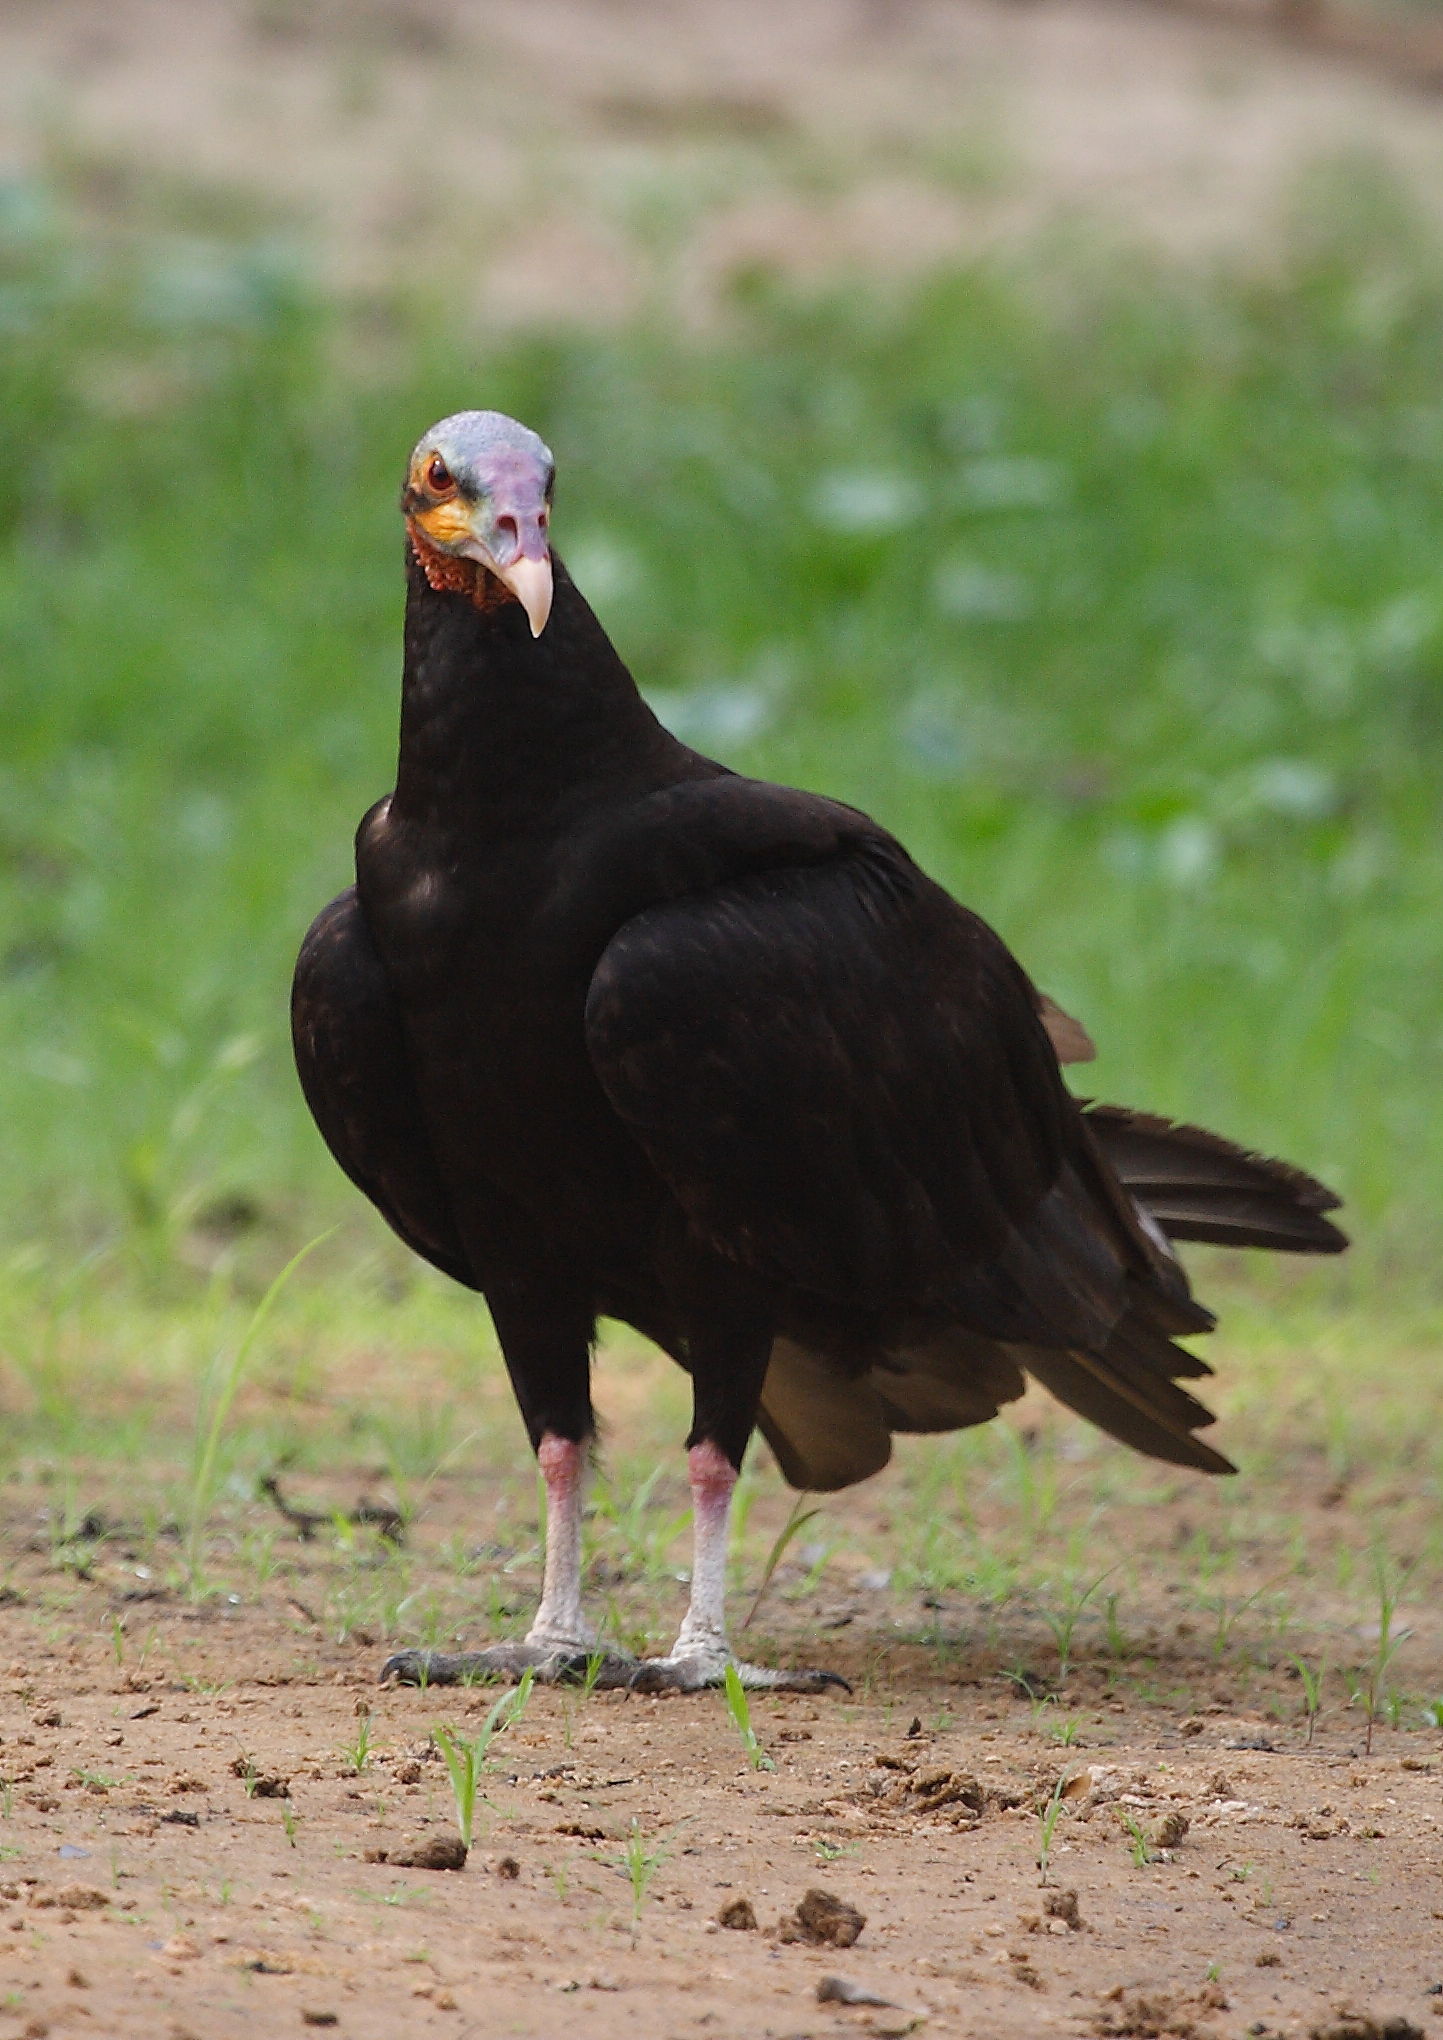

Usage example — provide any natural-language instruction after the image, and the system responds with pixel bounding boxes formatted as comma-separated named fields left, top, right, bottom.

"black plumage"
left=292, top=410, right=1345, bottom=1692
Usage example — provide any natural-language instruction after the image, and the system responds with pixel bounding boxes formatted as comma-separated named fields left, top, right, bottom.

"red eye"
left=426, top=454, right=455, bottom=494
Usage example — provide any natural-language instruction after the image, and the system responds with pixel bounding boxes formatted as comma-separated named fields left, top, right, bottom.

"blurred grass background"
left=1, top=161, right=1439, bottom=1330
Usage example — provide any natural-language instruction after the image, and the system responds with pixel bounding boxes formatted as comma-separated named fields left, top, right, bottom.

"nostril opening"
left=493, top=512, right=520, bottom=555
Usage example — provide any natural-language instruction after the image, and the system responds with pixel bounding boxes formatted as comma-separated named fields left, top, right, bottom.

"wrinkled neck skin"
left=391, top=546, right=682, bottom=846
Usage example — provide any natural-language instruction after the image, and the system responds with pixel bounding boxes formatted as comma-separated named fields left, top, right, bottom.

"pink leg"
left=670, top=1440, right=737, bottom=1662
left=626, top=1439, right=847, bottom=1693
left=525, top=1433, right=597, bottom=1652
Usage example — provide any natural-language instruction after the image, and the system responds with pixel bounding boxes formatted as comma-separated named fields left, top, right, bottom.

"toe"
left=557, top=1648, right=639, bottom=1689
left=628, top=1656, right=709, bottom=1695
left=378, top=1645, right=545, bottom=1687
left=626, top=1655, right=850, bottom=1696
left=380, top=1643, right=640, bottom=1689
left=727, top=1660, right=852, bottom=1694
left=772, top=1666, right=852, bottom=1695
left=378, top=1648, right=437, bottom=1686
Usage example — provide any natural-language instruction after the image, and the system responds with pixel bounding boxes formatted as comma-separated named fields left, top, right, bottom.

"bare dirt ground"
left=4, top=0, right=1443, bottom=321
left=3, top=1324, right=1443, bottom=2040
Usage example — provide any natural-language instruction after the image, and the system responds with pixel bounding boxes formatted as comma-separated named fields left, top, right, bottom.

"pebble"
left=817, top=1975, right=896, bottom=2007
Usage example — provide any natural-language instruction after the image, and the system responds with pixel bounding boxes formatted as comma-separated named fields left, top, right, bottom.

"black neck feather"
left=392, top=549, right=681, bottom=840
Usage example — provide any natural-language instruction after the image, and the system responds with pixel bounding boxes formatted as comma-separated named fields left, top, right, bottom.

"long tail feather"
left=1084, top=1104, right=1348, bottom=1255
left=760, top=1104, right=1342, bottom=1491
left=1022, top=1339, right=1235, bottom=1473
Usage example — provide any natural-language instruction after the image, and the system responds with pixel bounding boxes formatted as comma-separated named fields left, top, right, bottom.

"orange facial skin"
left=405, top=489, right=471, bottom=550
left=405, top=518, right=517, bottom=614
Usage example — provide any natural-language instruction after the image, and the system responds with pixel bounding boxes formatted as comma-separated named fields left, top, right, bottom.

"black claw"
left=380, top=1650, right=423, bottom=1685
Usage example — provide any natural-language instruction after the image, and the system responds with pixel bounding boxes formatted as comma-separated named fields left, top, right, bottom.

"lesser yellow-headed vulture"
left=292, top=410, right=1345, bottom=1693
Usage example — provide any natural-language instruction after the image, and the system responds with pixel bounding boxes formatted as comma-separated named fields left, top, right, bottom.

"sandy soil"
left=3, top=0, right=1443, bottom=321
left=2, top=1343, right=1442, bottom=2040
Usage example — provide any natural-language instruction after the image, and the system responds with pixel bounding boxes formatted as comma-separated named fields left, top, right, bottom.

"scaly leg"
left=629, top=1441, right=847, bottom=1695
left=381, top=1433, right=635, bottom=1688
left=525, top=1433, right=597, bottom=1651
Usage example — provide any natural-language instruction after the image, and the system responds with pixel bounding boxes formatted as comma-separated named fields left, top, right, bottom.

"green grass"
left=722, top=1661, right=776, bottom=1771
left=605, top=1818, right=671, bottom=1943
left=432, top=1672, right=535, bottom=1848
left=0, top=164, right=1439, bottom=1331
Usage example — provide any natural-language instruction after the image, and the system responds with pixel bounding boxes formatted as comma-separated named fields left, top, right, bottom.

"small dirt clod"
left=378, top=1834, right=468, bottom=1871
left=717, top=1896, right=757, bottom=1931
left=30, top=1884, right=110, bottom=1911
left=1093, top=1981, right=1228, bottom=2037
left=778, top=1887, right=865, bottom=1947
left=877, top=1761, right=986, bottom=1818
left=1044, top=1887, right=1083, bottom=1929
left=229, top=1758, right=290, bottom=1798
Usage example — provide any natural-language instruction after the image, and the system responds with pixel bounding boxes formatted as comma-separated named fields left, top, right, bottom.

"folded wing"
left=585, top=838, right=1232, bottom=1481
left=291, top=888, right=477, bottom=1289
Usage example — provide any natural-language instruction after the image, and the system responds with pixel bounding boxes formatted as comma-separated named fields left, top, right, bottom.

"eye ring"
left=426, top=454, right=455, bottom=495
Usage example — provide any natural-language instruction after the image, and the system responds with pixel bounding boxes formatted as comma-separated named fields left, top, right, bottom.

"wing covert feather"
left=585, top=842, right=1075, bottom=1325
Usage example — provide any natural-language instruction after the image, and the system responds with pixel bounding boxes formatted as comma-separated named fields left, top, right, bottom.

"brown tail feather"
left=760, top=1296, right=1232, bottom=1489
left=1084, top=1104, right=1348, bottom=1256
left=758, top=1105, right=1337, bottom=1492
left=757, top=1331, right=1030, bottom=1492
left=1021, top=1340, right=1235, bottom=1473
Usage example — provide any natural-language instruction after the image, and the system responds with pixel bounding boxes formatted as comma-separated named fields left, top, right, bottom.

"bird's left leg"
left=630, top=1316, right=847, bottom=1696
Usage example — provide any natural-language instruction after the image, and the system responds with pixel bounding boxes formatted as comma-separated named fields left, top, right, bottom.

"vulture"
left=291, top=410, right=1345, bottom=1694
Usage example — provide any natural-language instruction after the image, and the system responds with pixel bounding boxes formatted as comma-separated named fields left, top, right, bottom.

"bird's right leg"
left=523, top=1431, right=596, bottom=1653
left=382, top=1281, right=635, bottom=1689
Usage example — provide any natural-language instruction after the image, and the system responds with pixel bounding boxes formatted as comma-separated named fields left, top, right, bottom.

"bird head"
left=402, top=410, right=555, bottom=637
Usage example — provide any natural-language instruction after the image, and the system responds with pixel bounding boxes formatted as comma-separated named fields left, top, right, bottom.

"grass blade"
left=741, top=1496, right=822, bottom=1632
left=186, top=1228, right=336, bottom=1591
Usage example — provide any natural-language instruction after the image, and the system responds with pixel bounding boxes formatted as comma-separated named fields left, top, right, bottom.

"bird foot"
left=379, top=1643, right=638, bottom=1689
left=627, top=1650, right=850, bottom=1696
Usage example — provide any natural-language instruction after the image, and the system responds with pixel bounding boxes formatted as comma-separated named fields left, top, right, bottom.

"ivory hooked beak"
left=496, top=553, right=554, bottom=638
